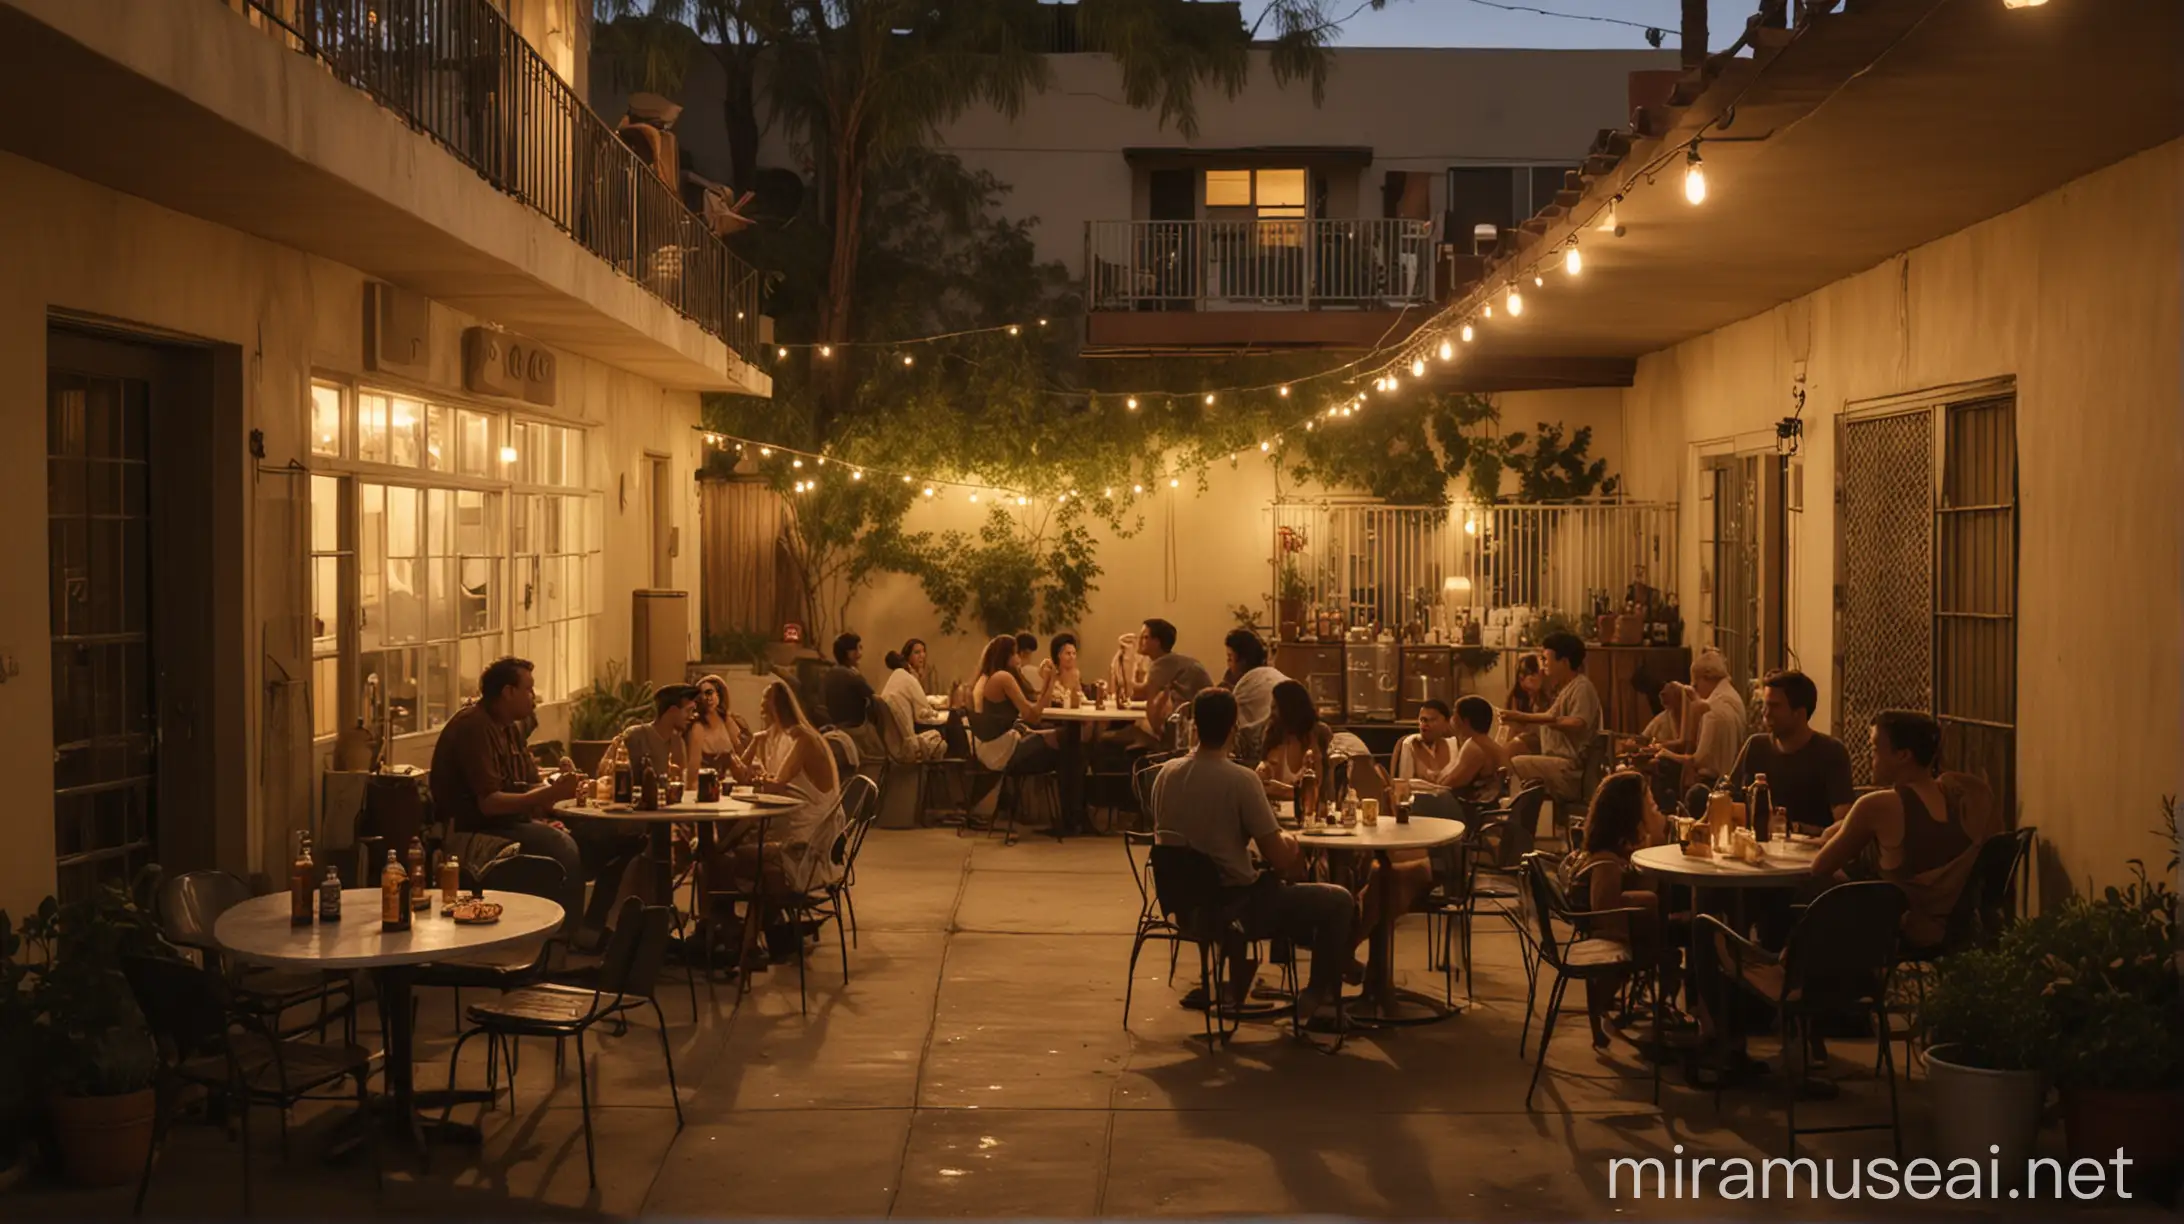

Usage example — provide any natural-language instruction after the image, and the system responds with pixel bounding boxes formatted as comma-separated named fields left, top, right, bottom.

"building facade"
left=0, top=0, right=768, bottom=913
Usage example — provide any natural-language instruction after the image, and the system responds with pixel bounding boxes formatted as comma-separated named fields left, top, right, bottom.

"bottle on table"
left=380, top=850, right=409, bottom=932
left=290, top=834, right=316, bottom=927
left=638, top=760, right=660, bottom=812
left=1294, top=750, right=1321, bottom=827
left=1750, top=772, right=1782, bottom=842
left=406, top=837, right=431, bottom=910
left=612, top=739, right=634, bottom=805
left=319, top=865, right=343, bottom=923
left=439, top=853, right=461, bottom=908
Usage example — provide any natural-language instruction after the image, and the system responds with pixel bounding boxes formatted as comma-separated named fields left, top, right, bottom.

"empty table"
left=1298, top=815, right=1466, bottom=1024
left=216, top=889, right=562, bottom=1148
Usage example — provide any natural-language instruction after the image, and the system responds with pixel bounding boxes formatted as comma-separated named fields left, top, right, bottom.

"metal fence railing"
left=222, top=0, right=761, bottom=363
left=1086, top=218, right=1435, bottom=311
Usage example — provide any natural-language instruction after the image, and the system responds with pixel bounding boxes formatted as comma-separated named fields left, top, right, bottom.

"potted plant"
left=1918, top=942, right=2054, bottom=1177
left=1276, top=560, right=1309, bottom=638
left=566, top=660, right=655, bottom=773
left=717, top=628, right=776, bottom=677
left=14, top=886, right=170, bottom=1188
left=2030, top=806, right=2181, bottom=1198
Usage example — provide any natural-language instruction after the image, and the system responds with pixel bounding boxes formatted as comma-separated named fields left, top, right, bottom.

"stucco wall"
left=0, top=150, right=702, bottom=915
left=1519, top=138, right=2184, bottom=896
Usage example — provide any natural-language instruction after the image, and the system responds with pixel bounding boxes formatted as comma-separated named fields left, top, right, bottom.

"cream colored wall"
left=0, top=150, right=701, bottom=915
left=1525, top=139, right=2184, bottom=895
left=597, top=47, right=1669, bottom=273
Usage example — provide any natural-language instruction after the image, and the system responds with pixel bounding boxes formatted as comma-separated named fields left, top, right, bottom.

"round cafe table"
left=554, top=790, right=789, bottom=904
left=1039, top=703, right=1145, bottom=836
left=1297, top=815, right=1466, bottom=1024
left=215, top=889, right=562, bottom=1150
left=1630, top=835, right=1823, bottom=1065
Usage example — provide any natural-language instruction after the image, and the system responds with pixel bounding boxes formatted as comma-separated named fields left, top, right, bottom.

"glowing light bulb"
left=1461, top=323, right=1475, bottom=343
left=1411, top=358, right=1426, bottom=378
left=1306, top=421, right=1316, bottom=432
left=776, top=347, right=788, bottom=359
left=792, top=458, right=803, bottom=468
left=1484, top=304, right=1494, bottom=319
left=1126, top=397, right=1139, bottom=411
left=901, top=474, right=912, bottom=483
left=1037, top=318, right=1049, bottom=327
left=1168, top=478, right=1179, bottom=489
left=1564, top=243, right=1583, bottom=276
left=1597, top=196, right=1621, bottom=233
left=1684, top=146, right=1707, bottom=205
left=969, top=493, right=979, bottom=503
left=1279, top=385, right=1291, bottom=397
left=1389, top=374, right=1401, bottom=391
left=851, top=469, right=863, bottom=481
left=1103, top=487, right=1113, bottom=497
left=1017, top=496, right=1028, bottom=506
left=1259, top=441, right=1271, bottom=452
left=1132, top=484, right=1143, bottom=494
left=1438, top=340, right=1454, bottom=362
left=1007, top=325, right=1021, bottom=336
left=819, top=344, right=833, bottom=357
left=759, top=447, right=772, bottom=457
left=498, top=445, right=518, bottom=464
left=923, top=487, right=935, bottom=497
left=1506, top=285, right=1524, bottom=317
left=901, top=354, right=915, bottom=367
left=1464, top=517, right=1478, bottom=536
left=1203, top=393, right=1215, bottom=406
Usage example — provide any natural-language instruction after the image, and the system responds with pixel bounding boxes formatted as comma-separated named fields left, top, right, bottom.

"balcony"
left=1083, top=218, right=1434, bottom=352
left=0, top=0, right=767, bottom=393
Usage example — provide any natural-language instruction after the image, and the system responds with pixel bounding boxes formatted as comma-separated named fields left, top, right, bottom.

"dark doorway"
left=1144, top=168, right=1197, bottom=311
left=47, top=326, right=227, bottom=900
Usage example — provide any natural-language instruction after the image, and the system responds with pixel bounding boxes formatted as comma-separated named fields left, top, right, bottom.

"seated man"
left=1726, top=669, right=1856, bottom=834
left=1152, top=689, right=1354, bottom=1023
left=1502, top=632, right=1601, bottom=804
left=1132, top=617, right=1213, bottom=747
left=1811, top=709, right=1996, bottom=946
left=429, top=656, right=638, bottom=937
left=822, top=631, right=886, bottom=765
left=1654, top=650, right=1745, bottom=813
left=621, top=683, right=697, bottom=783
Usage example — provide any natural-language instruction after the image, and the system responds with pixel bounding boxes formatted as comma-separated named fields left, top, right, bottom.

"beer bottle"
left=380, top=850, right=407, bottom=931
left=1751, top=772, right=1779, bottom=842
left=1295, top=749, right=1321, bottom=826
left=638, top=760, right=660, bottom=812
left=319, top=865, right=343, bottom=923
left=439, top=853, right=461, bottom=908
left=612, top=741, right=635, bottom=805
left=291, top=834, right=316, bottom=927
left=405, top=837, right=430, bottom=910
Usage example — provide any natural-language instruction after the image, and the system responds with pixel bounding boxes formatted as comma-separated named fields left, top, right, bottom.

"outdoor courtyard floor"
left=11, top=828, right=2141, bottom=1219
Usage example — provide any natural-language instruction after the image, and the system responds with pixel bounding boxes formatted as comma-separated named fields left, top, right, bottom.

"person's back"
left=822, top=663, right=872, bottom=727
left=1152, top=750, right=1274, bottom=889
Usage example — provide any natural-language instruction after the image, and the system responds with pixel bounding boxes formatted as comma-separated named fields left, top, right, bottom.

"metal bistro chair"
left=157, top=870, right=355, bottom=1042
left=410, top=854, right=574, bottom=1033
left=443, top=898, right=683, bottom=1187
left=1147, top=844, right=1246, bottom=1049
left=123, top=953, right=377, bottom=1216
left=1699, top=880, right=1909, bottom=1158
left=1520, top=853, right=1641, bottom=1110
left=830, top=774, right=883, bottom=947
left=1882, top=827, right=2036, bottom=1069
left=1122, top=757, right=1183, bottom=1028
left=768, top=779, right=871, bottom=1015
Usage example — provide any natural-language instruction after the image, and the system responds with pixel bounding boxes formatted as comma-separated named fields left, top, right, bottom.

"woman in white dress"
left=717, top=680, right=844, bottom=969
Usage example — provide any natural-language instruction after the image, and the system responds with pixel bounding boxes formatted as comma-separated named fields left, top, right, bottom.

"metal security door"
left=1835, top=409, right=1935, bottom=785
left=1936, top=397, right=2017, bottom=820
left=1704, top=455, right=1763, bottom=697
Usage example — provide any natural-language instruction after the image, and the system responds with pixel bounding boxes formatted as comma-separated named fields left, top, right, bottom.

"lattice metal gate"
left=1836, top=392, right=2018, bottom=810
left=1836, top=410, right=1935, bottom=785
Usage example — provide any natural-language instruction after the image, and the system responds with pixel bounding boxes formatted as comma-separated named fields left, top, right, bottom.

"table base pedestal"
left=1348, top=987, right=1459, bottom=1026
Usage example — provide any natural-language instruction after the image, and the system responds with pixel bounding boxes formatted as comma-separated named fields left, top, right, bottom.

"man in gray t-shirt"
left=1130, top=617, right=1213, bottom=748
left=1151, top=690, right=1353, bottom=1020
left=1505, top=633, right=1601, bottom=803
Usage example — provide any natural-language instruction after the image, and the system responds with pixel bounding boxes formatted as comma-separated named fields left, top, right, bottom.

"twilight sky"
left=1245, top=0, right=1759, bottom=50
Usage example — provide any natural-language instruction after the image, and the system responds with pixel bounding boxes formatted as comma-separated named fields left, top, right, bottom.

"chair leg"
left=440, top=1028, right=488, bottom=1129
left=236, top=1087, right=253, bottom=1217
left=650, top=998, right=686, bottom=1128
left=1784, top=1014, right=1802, bottom=1158
left=574, top=1029, right=598, bottom=1188
left=1518, top=947, right=1543, bottom=1059
left=836, top=907, right=851, bottom=984
left=1122, top=930, right=1149, bottom=1029
left=1527, top=974, right=1569, bottom=1111
left=797, top=909, right=811, bottom=1016
left=132, top=1078, right=171, bottom=1217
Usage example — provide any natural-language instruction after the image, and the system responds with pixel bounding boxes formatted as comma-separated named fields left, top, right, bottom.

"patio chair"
left=832, top=774, right=883, bottom=946
left=1121, top=756, right=1181, bottom=1028
left=1520, top=853, right=1641, bottom=1110
left=157, top=869, right=354, bottom=1042
left=1697, top=880, right=1907, bottom=1157
left=1422, top=786, right=1548, bottom=1043
left=1147, top=845, right=1247, bottom=1049
left=443, top=898, right=683, bottom=1187
left=123, top=952, right=377, bottom=1216
left=763, top=778, right=871, bottom=1014
left=1881, top=827, right=2036, bottom=1068
left=410, top=854, right=575, bottom=1032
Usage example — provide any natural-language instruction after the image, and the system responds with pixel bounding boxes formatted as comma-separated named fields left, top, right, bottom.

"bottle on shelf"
left=319, top=865, right=343, bottom=923
left=380, top=850, right=408, bottom=932
left=290, top=834, right=315, bottom=927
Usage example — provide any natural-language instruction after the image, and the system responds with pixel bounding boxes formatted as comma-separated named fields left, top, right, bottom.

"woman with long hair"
left=1500, top=652, right=1546, bottom=754
left=683, top=673, right=747, bottom=787
left=1564, top=770, right=1669, bottom=1047
left=716, top=680, right=846, bottom=969
left=879, top=639, right=953, bottom=760
left=968, top=633, right=1057, bottom=776
left=1255, top=680, right=1335, bottom=801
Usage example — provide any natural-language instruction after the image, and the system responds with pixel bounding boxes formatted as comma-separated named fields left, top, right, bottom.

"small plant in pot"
left=566, top=659, right=654, bottom=774
left=2028, top=813, right=2181, bottom=1201
left=1917, top=942, right=2054, bottom=1178
left=13, top=885, right=171, bottom=1188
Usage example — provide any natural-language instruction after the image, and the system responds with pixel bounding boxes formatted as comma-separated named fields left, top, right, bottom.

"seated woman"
left=712, top=680, right=846, bottom=968
left=1044, top=632, right=1086, bottom=703
left=968, top=633, right=1058, bottom=777
left=1256, top=680, right=1335, bottom=808
left=1561, top=771, right=1670, bottom=1048
left=684, top=673, right=749, bottom=787
left=878, top=644, right=950, bottom=762
left=1499, top=653, right=1546, bottom=756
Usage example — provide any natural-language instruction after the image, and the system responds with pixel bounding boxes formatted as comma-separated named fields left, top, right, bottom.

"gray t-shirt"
left=1539, top=672, right=1602, bottom=762
left=1146, top=651, right=1214, bottom=705
left=621, top=722, right=681, bottom=781
left=1151, top=751, right=1280, bottom=888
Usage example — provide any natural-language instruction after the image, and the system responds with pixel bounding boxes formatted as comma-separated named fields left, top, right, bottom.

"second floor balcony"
left=1083, top=218, right=1434, bottom=352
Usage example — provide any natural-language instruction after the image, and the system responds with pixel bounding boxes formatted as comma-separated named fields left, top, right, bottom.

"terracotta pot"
left=2062, top=1087, right=2184, bottom=1201
left=47, top=1089, right=155, bottom=1188
left=569, top=740, right=612, bottom=775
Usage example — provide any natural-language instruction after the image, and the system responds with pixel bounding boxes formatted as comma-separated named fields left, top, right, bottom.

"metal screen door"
left=1837, top=392, right=2017, bottom=809
left=1836, top=410, right=1935, bottom=784
left=1704, top=455, right=1763, bottom=698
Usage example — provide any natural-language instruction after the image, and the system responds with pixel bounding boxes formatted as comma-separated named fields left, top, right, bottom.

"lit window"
left=1204, top=169, right=1252, bottom=208
left=310, top=383, right=343, bottom=456
left=1255, top=169, right=1307, bottom=218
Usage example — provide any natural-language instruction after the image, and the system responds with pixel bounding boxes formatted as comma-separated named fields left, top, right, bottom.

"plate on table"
left=729, top=789, right=804, bottom=808
left=1302, top=827, right=1358, bottom=837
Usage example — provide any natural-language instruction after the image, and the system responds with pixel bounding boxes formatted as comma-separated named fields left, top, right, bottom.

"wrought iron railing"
left=1086, top=218, right=1435, bottom=311
left=222, top=0, right=761, bottom=362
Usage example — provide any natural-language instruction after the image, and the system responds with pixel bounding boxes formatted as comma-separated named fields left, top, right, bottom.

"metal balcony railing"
left=1086, top=218, right=1435, bottom=311
left=222, top=0, right=761, bottom=362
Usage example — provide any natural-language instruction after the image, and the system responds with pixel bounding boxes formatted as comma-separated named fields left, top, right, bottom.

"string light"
left=901, top=353, right=915, bottom=367
left=776, top=346, right=788, bottom=359
left=1017, top=495, right=1028, bottom=506
left=923, top=487, right=935, bottom=497
left=1260, top=441, right=1271, bottom=452
left=1126, top=397, right=1139, bottom=411
left=1505, top=284, right=1525, bottom=317
left=759, top=446, right=772, bottom=457
left=1279, top=385, right=1291, bottom=397
left=1203, top=393, right=1216, bottom=406
left=1007, top=325, right=1021, bottom=336
left=1564, top=241, right=1583, bottom=276
left=901, top=474, right=912, bottom=483
left=1533, top=273, right=1545, bottom=288
left=1684, top=144, right=1708, bottom=205
left=1132, top=484, right=1143, bottom=494
left=1168, top=478, right=1180, bottom=489
left=1410, top=357, right=1426, bottom=378
left=1438, top=339, right=1454, bottom=361
left=818, top=344, right=833, bottom=357
left=851, top=469, right=863, bottom=481
left=791, top=458, right=803, bottom=468
left=1483, top=304, right=1493, bottom=319
left=1461, top=323, right=1475, bottom=343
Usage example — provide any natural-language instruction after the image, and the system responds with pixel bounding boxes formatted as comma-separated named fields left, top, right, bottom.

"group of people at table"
left=417, top=626, right=1998, bottom=1053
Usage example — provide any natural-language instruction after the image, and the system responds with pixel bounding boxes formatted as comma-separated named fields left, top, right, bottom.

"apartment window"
left=309, top=383, right=597, bottom=742
left=1445, top=165, right=1575, bottom=252
left=1204, top=168, right=1308, bottom=220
